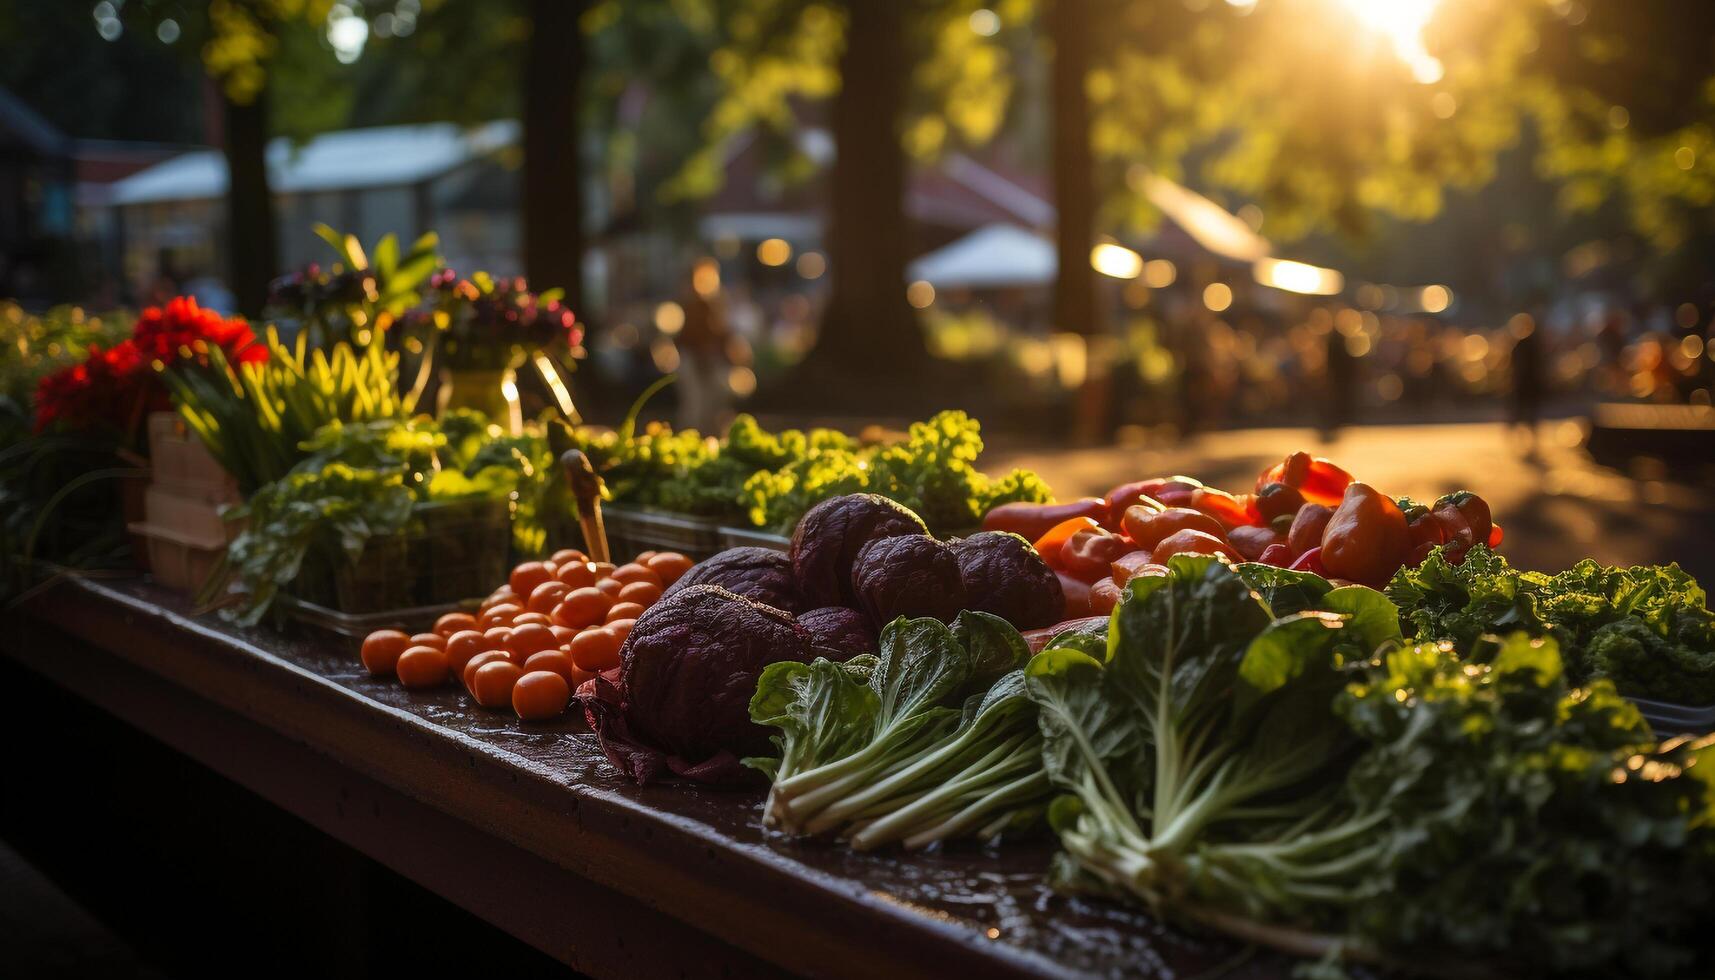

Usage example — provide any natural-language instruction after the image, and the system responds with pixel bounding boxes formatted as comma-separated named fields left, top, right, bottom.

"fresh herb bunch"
left=1334, top=634, right=1715, bottom=977
left=749, top=611, right=1051, bottom=850
left=221, top=410, right=556, bottom=623
left=162, top=327, right=412, bottom=496
left=1387, top=545, right=1715, bottom=704
left=1024, top=556, right=1400, bottom=921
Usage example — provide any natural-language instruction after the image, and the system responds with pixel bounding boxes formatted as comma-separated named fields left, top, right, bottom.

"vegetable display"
left=983, top=451, right=1502, bottom=624
left=1388, top=544, right=1715, bottom=705
left=577, top=491, right=1063, bottom=786
left=572, top=409, right=1052, bottom=536
left=749, top=612, right=1050, bottom=850
left=358, top=546, right=690, bottom=722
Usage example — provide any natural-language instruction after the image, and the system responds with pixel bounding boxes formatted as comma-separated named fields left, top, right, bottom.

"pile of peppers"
left=982, top=451, right=1501, bottom=620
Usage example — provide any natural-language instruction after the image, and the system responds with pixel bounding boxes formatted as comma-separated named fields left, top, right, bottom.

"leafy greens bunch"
left=1331, top=633, right=1715, bottom=978
left=1024, top=556, right=1402, bottom=925
left=1387, top=545, right=1715, bottom=705
left=748, top=611, right=1052, bottom=850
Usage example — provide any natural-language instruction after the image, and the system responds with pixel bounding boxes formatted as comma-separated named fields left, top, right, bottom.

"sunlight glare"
left=1333, top=0, right=1443, bottom=84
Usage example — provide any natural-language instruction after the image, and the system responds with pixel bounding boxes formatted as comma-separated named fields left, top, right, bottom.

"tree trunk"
left=522, top=0, right=587, bottom=314
left=1047, top=0, right=1110, bottom=440
left=800, top=0, right=924, bottom=387
left=222, top=86, right=277, bottom=318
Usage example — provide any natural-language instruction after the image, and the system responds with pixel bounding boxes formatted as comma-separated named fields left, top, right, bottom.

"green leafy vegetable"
left=1388, top=545, right=1715, bottom=704
left=1025, top=556, right=1379, bottom=918
left=748, top=611, right=1050, bottom=850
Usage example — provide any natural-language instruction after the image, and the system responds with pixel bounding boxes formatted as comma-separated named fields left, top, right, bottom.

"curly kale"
left=1387, top=546, right=1715, bottom=705
left=1335, top=635, right=1715, bottom=977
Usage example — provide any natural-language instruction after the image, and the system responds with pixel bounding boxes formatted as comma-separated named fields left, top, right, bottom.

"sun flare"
left=1332, top=0, right=1444, bottom=83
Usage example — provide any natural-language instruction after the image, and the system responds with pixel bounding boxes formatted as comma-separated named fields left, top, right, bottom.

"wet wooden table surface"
left=1, top=576, right=1294, bottom=979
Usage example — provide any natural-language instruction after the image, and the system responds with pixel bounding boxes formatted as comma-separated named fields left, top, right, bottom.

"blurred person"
left=1508, top=312, right=1545, bottom=452
left=1320, top=318, right=1356, bottom=441
left=676, top=257, right=731, bottom=433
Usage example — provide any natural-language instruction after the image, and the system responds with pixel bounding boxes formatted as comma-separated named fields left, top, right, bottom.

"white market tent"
left=106, top=120, right=520, bottom=205
left=908, top=223, right=1057, bottom=288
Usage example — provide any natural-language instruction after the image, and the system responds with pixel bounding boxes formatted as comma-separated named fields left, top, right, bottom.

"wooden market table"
left=0, top=575, right=1294, bottom=979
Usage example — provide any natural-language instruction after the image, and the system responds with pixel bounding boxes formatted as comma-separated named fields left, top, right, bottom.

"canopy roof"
left=107, top=120, right=519, bottom=206
left=908, top=223, right=1056, bottom=288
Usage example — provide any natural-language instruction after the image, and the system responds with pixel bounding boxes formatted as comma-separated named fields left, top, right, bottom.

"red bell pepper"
left=1319, top=483, right=1410, bottom=587
left=1227, top=525, right=1284, bottom=561
left=1060, top=527, right=1134, bottom=582
left=1121, top=506, right=1226, bottom=550
left=1151, top=528, right=1243, bottom=563
left=1286, top=503, right=1334, bottom=557
left=1189, top=487, right=1261, bottom=529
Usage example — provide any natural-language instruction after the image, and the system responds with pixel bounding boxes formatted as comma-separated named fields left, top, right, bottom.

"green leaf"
left=1235, top=561, right=1335, bottom=617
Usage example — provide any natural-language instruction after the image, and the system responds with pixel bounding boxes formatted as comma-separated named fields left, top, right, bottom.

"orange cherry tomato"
left=408, top=632, right=446, bottom=651
left=1033, top=517, right=1101, bottom=569
left=611, top=563, right=661, bottom=587
left=1121, top=506, right=1227, bottom=550
left=633, top=551, right=659, bottom=564
left=568, top=662, right=596, bottom=686
left=509, top=561, right=554, bottom=598
left=616, top=580, right=662, bottom=607
left=523, top=650, right=579, bottom=686
left=433, top=612, right=478, bottom=637
left=569, top=626, right=622, bottom=672
left=471, top=660, right=524, bottom=709
left=480, top=589, right=520, bottom=614
left=645, top=552, right=694, bottom=586
left=360, top=630, right=411, bottom=676
left=550, top=548, right=589, bottom=566
left=443, top=629, right=487, bottom=675
left=554, top=562, right=597, bottom=589
left=1090, top=578, right=1123, bottom=615
left=512, top=670, right=571, bottom=721
left=512, top=611, right=553, bottom=628
left=395, top=646, right=450, bottom=689
left=1152, top=528, right=1243, bottom=563
left=554, top=587, right=613, bottom=628
left=550, top=625, right=578, bottom=647
left=482, top=625, right=515, bottom=653
left=605, top=601, right=645, bottom=623
left=507, top=623, right=560, bottom=661
left=479, top=603, right=522, bottom=629
left=528, top=580, right=571, bottom=614
left=594, top=577, right=624, bottom=597
left=605, top=618, right=635, bottom=645
left=462, top=650, right=512, bottom=692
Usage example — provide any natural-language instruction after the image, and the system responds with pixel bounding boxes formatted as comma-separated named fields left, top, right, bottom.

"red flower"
left=132, top=296, right=266, bottom=367
left=33, top=339, right=162, bottom=434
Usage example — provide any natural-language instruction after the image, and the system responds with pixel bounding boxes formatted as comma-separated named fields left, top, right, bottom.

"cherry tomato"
left=509, top=561, right=554, bottom=598
left=507, top=623, right=560, bottom=661
left=523, top=650, right=579, bottom=686
left=1227, top=525, right=1283, bottom=561
left=569, top=627, right=622, bottom=672
left=550, top=625, right=578, bottom=647
left=443, top=629, right=487, bottom=675
left=479, top=603, right=522, bottom=629
left=482, top=626, right=514, bottom=652
left=462, top=650, right=512, bottom=692
left=611, top=563, right=661, bottom=587
left=512, top=670, right=571, bottom=721
left=480, top=589, right=520, bottom=614
left=360, top=630, right=411, bottom=676
left=433, top=612, right=478, bottom=637
left=1488, top=522, right=1503, bottom=548
left=512, top=611, right=553, bottom=628
left=645, top=552, right=694, bottom=586
left=1257, top=543, right=1293, bottom=567
left=594, top=577, right=624, bottom=597
left=605, top=601, right=646, bottom=623
left=408, top=632, right=446, bottom=651
left=550, top=548, right=589, bottom=566
left=1151, top=529, right=1242, bottom=563
left=553, top=587, right=613, bottom=629
left=554, top=562, right=597, bottom=589
left=605, top=618, right=635, bottom=645
left=617, top=580, right=662, bottom=607
left=395, top=646, right=449, bottom=689
left=471, top=661, right=523, bottom=709
left=527, top=580, right=571, bottom=614
left=1033, top=517, right=1102, bottom=570
left=1121, top=506, right=1225, bottom=550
